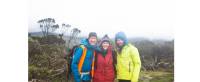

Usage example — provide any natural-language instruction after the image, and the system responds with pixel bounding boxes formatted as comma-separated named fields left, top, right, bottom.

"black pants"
left=118, top=79, right=131, bottom=82
left=82, top=80, right=91, bottom=82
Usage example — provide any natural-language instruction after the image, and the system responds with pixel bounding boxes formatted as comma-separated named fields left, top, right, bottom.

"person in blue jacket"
left=71, top=32, right=98, bottom=82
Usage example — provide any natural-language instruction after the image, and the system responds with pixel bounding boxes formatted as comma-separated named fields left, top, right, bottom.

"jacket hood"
left=80, top=38, right=97, bottom=49
left=115, top=31, right=128, bottom=45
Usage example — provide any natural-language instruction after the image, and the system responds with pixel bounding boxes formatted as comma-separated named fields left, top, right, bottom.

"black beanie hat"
left=88, top=32, right=97, bottom=38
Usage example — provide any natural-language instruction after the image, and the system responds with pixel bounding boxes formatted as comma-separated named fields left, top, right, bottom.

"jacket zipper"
left=129, top=62, right=130, bottom=72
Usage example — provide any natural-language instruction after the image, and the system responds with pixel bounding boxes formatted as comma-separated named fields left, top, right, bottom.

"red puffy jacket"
left=93, top=47, right=115, bottom=82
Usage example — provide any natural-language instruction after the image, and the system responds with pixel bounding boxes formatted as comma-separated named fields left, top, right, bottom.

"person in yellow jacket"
left=115, top=32, right=141, bottom=82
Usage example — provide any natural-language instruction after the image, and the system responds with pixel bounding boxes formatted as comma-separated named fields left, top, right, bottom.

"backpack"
left=64, top=45, right=84, bottom=71
left=63, top=45, right=85, bottom=81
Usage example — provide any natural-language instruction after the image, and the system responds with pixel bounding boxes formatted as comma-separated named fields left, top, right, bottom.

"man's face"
left=88, top=36, right=97, bottom=46
left=116, top=39, right=124, bottom=47
left=102, top=41, right=110, bottom=50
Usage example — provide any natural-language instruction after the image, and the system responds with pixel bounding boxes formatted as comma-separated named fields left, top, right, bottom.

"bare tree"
left=67, top=28, right=81, bottom=48
left=58, top=23, right=71, bottom=39
left=37, top=18, right=59, bottom=37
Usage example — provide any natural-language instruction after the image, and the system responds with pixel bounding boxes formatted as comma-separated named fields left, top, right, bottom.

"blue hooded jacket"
left=71, top=38, right=96, bottom=82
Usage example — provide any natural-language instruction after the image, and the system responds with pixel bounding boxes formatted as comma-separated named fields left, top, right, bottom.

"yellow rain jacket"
left=116, top=43, right=141, bottom=82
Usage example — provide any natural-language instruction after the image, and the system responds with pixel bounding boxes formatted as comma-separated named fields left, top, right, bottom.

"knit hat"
left=88, top=32, right=97, bottom=39
left=100, top=34, right=110, bottom=45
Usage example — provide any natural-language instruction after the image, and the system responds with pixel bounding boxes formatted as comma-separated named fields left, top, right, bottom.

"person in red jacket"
left=93, top=34, right=116, bottom=82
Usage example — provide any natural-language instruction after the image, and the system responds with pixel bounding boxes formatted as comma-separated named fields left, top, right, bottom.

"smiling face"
left=101, top=41, right=110, bottom=50
left=88, top=36, right=97, bottom=46
left=116, top=39, right=124, bottom=47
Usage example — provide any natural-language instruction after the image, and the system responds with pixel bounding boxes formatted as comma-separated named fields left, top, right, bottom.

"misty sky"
left=29, top=0, right=175, bottom=40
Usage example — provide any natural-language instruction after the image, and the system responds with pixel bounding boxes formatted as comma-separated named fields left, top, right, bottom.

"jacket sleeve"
left=130, top=47, right=141, bottom=82
left=71, top=47, right=83, bottom=82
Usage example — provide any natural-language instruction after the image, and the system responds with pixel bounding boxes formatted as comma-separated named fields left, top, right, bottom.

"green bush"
left=28, top=36, right=67, bottom=81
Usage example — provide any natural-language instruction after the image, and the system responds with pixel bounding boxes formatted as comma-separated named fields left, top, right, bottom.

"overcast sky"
left=29, top=0, right=175, bottom=40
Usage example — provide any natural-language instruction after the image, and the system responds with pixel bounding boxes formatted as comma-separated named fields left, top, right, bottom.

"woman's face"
left=102, top=41, right=110, bottom=50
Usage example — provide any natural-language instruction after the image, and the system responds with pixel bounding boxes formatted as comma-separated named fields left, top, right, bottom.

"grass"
left=139, top=71, right=174, bottom=82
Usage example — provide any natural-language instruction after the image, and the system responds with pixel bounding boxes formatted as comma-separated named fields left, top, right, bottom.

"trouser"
left=118, top=79, right=131, bottom=82
left=82, top=80, right=91, bottom=82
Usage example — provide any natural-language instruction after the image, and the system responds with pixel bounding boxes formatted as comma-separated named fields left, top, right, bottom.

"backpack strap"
left=77, top=45, right=96, bottom=78
left=91, top=51, right=96, bottom=78
left=78, top=45, right=87, bottom=73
